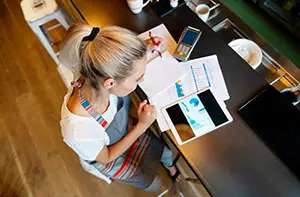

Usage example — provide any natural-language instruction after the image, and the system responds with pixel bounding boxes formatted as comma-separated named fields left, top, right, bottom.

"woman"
left=59, top=23, right=180, bottom=193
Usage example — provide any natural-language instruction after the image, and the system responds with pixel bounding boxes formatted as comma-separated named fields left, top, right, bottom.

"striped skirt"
left=94, top=131, right=164, bottom=189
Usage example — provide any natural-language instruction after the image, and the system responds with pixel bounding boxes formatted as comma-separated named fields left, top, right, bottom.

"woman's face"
left=109, top=56, right=147, bottom=97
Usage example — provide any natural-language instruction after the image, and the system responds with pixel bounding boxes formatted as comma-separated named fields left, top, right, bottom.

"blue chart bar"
left=202, top=63, right=211, bottom=87
left=175, top=82, right=185, bottom=97
left=190, top=65, right=199, bottom=91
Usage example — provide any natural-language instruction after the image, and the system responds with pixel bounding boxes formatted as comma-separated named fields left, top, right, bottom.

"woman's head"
left=59, top=23, right=147, bottom=97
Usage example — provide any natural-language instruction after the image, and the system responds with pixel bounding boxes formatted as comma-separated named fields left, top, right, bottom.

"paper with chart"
left=138, top=51, right=187, bottom=100
left=151, top=55, right=230, bottom=131
left=138, top=24, right=177, bottom=62
left=181, top=55, right=230, bottom=101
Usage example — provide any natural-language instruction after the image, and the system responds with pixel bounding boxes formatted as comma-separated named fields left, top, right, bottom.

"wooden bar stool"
left=20, top=0, right=70, bottom=64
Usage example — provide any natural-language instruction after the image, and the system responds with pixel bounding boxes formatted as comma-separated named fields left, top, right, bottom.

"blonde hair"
left=59, top=23, right=146, bottom=90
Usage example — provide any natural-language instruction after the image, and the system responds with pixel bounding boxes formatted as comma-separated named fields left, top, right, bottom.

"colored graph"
left=175, top=80, right=185, bottom=97
left=186, top=115, right=202, bottom=130
left=189, top=98, right=199, bottom=107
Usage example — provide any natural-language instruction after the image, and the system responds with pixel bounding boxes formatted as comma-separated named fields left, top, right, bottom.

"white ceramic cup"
left=127, top=0, right=150, bottom=14
left=195, top=4, right=210, bottom=22
left=170, top=0, right=178, bottom=8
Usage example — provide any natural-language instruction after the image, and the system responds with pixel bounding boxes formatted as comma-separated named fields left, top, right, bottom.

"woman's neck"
left=81, top=81, right=110, bottom=114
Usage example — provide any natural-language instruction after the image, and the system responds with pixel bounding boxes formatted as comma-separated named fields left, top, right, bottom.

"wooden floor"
left=0, top=0, right=171, bottom=196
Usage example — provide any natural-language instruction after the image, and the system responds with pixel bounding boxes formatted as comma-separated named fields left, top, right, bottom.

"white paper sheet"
left=180, top=55, right=230, bottom=101
left=138, top=51, right=187, bottom=100
left=138, top=24, right=177, bottom=62
left=152, top=55, right=230, bottom=131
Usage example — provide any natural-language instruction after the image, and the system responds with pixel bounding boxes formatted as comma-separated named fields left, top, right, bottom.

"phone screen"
left=166, top=89, right=228, bottom=143
left=181, top=29, right=199, bottom=45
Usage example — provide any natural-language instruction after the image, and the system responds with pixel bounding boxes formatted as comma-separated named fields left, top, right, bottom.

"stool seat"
left=21, top=0, right=58, bottom=22
left=20, top=0, right=70, bottom=64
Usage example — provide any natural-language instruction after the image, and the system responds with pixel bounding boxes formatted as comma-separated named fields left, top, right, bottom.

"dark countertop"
left=186, top=0, right=300, bottom=104
left=70, top=1, right=300, bottom=196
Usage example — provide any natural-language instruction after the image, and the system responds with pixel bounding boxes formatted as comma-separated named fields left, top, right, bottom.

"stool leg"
left=60, top=5, right=75, bottom=24
left=40, top=25, right=54, bottom=45
left=28, top=22, right=59, bottom=64
left=54, top=9, right=70, bottom=30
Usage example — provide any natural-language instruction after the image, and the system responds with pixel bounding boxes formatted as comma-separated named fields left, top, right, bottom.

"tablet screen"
left=166, top=89, right=228, bottom=142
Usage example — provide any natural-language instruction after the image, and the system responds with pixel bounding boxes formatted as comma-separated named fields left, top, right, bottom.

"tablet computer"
left=162, top=88, right=233, bottom=145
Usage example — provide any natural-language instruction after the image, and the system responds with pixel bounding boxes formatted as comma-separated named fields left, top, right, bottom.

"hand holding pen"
left=145, top=31, right=163, bottom=58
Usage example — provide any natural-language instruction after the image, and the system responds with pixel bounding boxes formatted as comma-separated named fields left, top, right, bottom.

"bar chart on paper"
left=189, top=63, right=211, bottom=92
left=181, top=55, right=230, bottom=101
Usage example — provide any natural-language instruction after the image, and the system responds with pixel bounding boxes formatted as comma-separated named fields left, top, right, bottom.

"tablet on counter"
left=162, top=88, right=233, bottom=145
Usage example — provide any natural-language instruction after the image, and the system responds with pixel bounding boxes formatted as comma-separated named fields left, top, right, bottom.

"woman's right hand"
left=137, top=100, right=157, bottom=128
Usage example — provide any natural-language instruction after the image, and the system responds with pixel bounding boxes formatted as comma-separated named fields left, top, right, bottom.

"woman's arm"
left=95, top=122, right=148, bottom=164
left=95, top=100, right=156, bottom=164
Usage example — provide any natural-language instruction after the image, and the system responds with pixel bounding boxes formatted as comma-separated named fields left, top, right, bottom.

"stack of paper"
left=151, top=55, right=230, bottom=131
